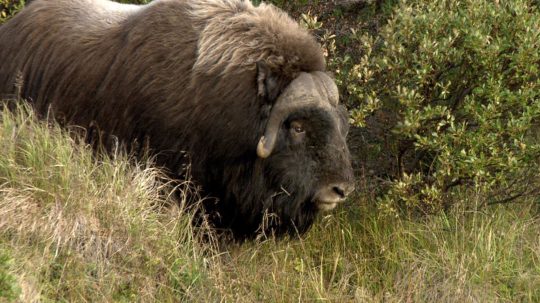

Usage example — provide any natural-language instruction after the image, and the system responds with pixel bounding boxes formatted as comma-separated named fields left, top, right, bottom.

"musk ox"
left=0, top=0, right=355, bottom=239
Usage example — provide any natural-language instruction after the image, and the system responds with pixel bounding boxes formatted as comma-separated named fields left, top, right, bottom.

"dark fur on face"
left=0, top=0, right=354, bottom=239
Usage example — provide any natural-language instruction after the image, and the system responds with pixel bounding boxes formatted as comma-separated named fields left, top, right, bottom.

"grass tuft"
left=0, top=103, right=212, bottom=301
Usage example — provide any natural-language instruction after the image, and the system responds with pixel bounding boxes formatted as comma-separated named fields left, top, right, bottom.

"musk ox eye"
left=290, top=121, right=305, bottom=134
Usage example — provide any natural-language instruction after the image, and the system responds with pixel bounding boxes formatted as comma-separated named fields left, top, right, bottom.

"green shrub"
left=344, top=0, right=540, bottom=213
left=0, top=0, right=24, bottom=23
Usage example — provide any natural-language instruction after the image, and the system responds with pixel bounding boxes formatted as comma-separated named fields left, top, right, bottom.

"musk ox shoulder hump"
left=188, top=0, right=326, bottom=78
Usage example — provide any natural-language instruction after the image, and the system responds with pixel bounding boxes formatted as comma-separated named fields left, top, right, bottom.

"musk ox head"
left=0, top=0, right=355, bottom=240
left=204, top=68, right=355, bottom=239
left=257, top=71, right=354, bottom=211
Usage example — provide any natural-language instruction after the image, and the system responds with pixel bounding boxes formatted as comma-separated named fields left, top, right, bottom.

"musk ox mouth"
left=315, top=200, right=340, bottom=211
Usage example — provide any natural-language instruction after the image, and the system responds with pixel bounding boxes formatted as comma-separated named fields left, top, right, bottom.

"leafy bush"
left=344, top=0, right=540, bottom=213
left=0, top=0, right=24, bottom=23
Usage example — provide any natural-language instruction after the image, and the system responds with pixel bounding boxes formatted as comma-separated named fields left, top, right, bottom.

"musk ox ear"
left=257, top=61, right=281, bottom=103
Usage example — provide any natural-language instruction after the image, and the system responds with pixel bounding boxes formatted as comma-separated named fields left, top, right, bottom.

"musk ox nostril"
left=331, top=183, right=355, bottom=199
left=332, top=185, right=346, bottom=198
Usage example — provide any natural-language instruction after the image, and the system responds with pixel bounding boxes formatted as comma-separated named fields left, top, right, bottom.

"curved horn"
left=257, top=72, right=338, bottom=158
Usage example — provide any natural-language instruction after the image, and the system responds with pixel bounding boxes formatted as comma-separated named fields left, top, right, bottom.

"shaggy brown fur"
left=1, top=0, right=324, bottom=155
left=0, top=0, right=353, bottom=239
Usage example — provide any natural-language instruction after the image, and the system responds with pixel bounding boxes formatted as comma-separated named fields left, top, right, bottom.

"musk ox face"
left=260, top=103, right=354, bottom=210
left=257, top=72, right=355, bottom=210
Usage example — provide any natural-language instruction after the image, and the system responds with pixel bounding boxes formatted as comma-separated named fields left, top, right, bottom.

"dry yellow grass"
left=1, top=103, right=539, bottom=302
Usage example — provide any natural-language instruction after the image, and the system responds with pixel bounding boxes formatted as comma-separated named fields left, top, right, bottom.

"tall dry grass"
left=0, top=103, right=214, bottom=301
left=1, top=103, right=539, bottom=302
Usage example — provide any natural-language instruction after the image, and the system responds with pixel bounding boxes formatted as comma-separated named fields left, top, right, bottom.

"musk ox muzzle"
left=0, top=0, right=355, bottom=239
